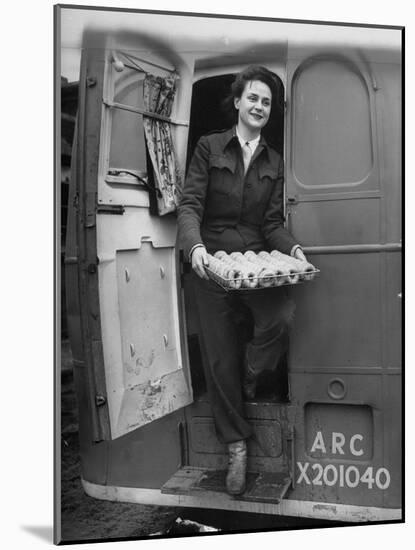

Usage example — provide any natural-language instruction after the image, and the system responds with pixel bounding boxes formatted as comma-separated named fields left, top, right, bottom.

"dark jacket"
left=177, top=127, right=298, bottom=259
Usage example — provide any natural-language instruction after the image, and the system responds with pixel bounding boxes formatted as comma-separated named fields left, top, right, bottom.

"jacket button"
left=247, top=183, right=252, bottom=188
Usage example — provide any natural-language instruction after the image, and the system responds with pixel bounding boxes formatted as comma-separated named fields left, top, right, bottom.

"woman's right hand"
left=191, top=246, right=210, bottom=280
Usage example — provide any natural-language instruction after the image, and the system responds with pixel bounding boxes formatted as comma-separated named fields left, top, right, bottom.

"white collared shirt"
left=235, top=128, right=260, bottom=155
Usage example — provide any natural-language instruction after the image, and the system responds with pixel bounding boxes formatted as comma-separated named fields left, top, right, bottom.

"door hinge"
left=287, top=196, right=298, bottom=205
left=178, top=421, right=189, bottom=467
left=86, top=77, right=97, bottom=88
left=95, top=394, right=107, bottom=407
left=286, top=426, right=296, bottom=489
left=97, top=204, right=125, bottom=215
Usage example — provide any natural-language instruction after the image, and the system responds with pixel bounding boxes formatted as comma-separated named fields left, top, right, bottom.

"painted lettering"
left=323, top=464, right=338, bottom=486
left=310, top=431, right=326, bottom=454
left=312, top=463, right=324, bottom=485
left=332, top=432, right=346, bottom=455
left=361, top=466, right=375, bottom=489
left=297, top=461, right=311, bottom=484
left=339, top=464, right=345, bottom=487
left=375, top=468, right=391, bottom=490
left=310, top=432, right=365, bottom=457
left=345, top=465, right=360, bottom=488
left=350, top=434, right=364, bottom=456
left=296, top=462, right=391, bottom=490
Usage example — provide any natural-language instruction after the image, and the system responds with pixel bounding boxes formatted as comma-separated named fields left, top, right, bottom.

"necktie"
left=242, top=142, right=252, bottom=175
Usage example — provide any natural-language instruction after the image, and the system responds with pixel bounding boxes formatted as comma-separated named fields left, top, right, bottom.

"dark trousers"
left=192, top=273, right=295, bottom=444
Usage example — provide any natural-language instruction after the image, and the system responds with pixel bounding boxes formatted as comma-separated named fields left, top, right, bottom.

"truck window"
left=292, top=58, right=373, bottom=188
left=109, top=68, right=147, bottom=175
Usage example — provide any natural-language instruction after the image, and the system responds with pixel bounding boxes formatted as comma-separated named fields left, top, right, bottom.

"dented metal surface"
left=115, top=369, right=191, bottom=436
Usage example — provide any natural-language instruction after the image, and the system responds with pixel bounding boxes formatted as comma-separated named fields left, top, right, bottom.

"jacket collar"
left=222, top=126, right=270, bottom=158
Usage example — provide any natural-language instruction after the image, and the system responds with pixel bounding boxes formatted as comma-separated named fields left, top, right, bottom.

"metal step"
left=161, top=466, right=292, bottom=504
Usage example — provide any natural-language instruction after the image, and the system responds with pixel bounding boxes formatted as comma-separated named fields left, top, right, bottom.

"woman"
left=177, top=65, right=307, bottom=496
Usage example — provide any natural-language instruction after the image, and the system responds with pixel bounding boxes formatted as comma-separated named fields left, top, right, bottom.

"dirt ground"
left=59, top=340, right=335, bottom=543
left=60, top=433, right=184, bottom=542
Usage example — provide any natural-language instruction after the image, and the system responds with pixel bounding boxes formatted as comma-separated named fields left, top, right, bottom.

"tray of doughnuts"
left=204, top=250, right=319, bottom=291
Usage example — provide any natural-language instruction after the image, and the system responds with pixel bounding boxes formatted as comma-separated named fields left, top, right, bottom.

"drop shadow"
left=21, top=525, right=53, bottom=543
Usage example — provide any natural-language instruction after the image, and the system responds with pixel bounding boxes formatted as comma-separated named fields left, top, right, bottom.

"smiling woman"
left=234, top=80, right=272, bottom=138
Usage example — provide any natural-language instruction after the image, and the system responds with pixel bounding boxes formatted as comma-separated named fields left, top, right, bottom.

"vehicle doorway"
left=183, top=71, right=290, bottom=404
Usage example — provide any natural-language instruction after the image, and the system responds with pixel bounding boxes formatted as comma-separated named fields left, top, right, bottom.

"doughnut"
left=217, top=251, right=258, bottom=288
left=243, top=250, right=284, bottom=286
left=270, top=250, right=316, bottom=281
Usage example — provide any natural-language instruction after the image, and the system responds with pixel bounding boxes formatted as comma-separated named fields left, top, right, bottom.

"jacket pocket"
left=208, top=154, right=236, bottom=196
left=208, top=154, right=236, bottom=174
left=258, top=165, right=278, bottom=181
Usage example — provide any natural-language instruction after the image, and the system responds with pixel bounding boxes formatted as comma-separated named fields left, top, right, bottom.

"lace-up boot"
left=225, top=440, right=247, bottom=495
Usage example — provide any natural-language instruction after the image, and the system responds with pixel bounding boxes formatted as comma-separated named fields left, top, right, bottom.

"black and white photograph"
left=55, top=2, right=403, bottom=546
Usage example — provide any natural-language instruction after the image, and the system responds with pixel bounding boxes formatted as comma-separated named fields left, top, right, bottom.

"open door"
left=66, top=42, right=193, bottom=442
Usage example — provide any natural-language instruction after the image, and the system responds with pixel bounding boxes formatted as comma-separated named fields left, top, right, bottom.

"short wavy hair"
left=222, top=65, right=282, bottom=125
